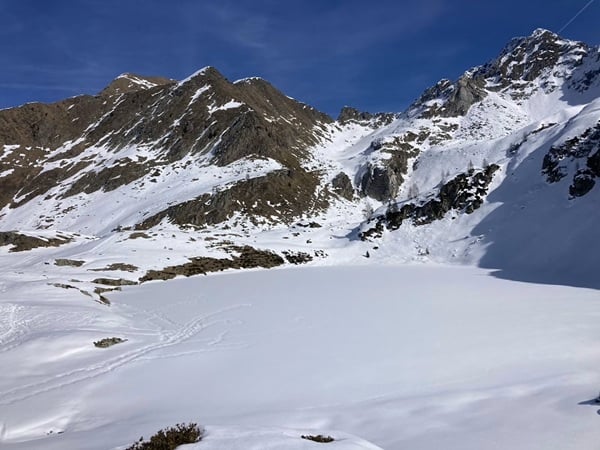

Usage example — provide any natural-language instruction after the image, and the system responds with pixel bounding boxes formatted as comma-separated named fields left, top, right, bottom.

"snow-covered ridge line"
left=178, top=66, right=214, bottom=85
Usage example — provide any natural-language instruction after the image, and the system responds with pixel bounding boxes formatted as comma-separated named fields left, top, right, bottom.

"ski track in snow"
left=0, top=304, right=28, bottom=353
left=0, top=303, right=250, bottom=406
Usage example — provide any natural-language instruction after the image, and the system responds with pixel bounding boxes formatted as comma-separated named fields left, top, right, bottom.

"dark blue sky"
left=1, top=0, right=598, bottom=117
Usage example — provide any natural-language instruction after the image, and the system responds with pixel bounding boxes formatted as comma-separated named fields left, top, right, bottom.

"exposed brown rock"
left=0, top=231, right=72, bottom=252
left=88, top=263, right=139, bottom=272
left=92, top=278, right=138, bottom=287
left=359, top=137, right=420, bottom=201
left=331, top=172, right=354, bottom=200
left=139, top=246, right=284, bottom=282
left=54, top=258, right=85, bottom=267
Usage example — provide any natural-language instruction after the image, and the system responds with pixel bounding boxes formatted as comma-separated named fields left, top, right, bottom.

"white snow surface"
left=0, top=265, right=599, bottom=449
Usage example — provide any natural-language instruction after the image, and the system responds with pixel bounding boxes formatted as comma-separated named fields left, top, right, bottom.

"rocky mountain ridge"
left=0, top=28, right=599, bottom=294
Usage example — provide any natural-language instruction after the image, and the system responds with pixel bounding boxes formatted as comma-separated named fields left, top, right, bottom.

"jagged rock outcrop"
left=413, top=74, right=487, bottom=118
left=331, top=172, right=354, bottom=200
left=409, top=28, right=597, bottom=119
left=358, top=136, right=420, bottom=201
left=337, top=106, right=396, bottom=128
left=542, top=121, right=600, bottom=197
left=360, top=165, right=500, bottom=239
left=360, top=163, right=398, bottom=202
left=479, top=28, right=589, bottom=89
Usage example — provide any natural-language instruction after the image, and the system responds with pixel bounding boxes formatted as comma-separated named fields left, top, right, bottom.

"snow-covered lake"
left=1, top=265, right=599, bottom=449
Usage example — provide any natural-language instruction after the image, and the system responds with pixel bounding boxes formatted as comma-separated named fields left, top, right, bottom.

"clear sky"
left=0, top=0, right=598, bottom=117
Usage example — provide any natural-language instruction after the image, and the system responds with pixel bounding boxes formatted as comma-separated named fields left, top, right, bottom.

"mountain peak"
left=406, top=28, right=598, bottom=119
left=100, top=73, right=174, bottom=97
left=531, top=27, right=558, bottom=39
left=486, top=27, right=589, bottom=85
left=504, top=28, right=562, bottom=51
left=177, top=66, right=226, bottom=86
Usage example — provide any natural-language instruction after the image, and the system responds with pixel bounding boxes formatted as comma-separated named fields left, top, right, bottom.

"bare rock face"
left=442, top=76, right=487, bottom=116
left=360, top=163, right=400, bottom=202
left=414, top=75, right=487, bottom=118
left=331, top=172, right=354, bottom=200
left=570, top=170, right=596, bottom=197
left=358, top=136, right=420, bottom=201
left=338, top=106, right=374, bottom=124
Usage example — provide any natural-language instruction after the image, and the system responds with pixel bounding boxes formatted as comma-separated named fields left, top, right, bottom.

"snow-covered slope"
left=1, top=266, right=600, bottom=449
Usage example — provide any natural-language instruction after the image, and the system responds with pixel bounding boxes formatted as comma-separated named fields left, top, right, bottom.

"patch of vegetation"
left=0, top=231, right=72, bottom=252
left=125, top=423, right=204, bottom=450
left=297, top=221, right=322, bottom=228
left=97, top=294, right=111, bottom=305
left=93, top=337, right=126, bottom=348
left=92, top=277, right=138, bottom=286
left=50, top=282, right=78, bottom=290
left=128, top=232, right=150, bottom=239
left=301, top=434, right=335, bottom=443
left=88, top=262, right=139, bottom=272
left=54, top=258, right=85, bottom=267
left=283, top=251, right=313, bottom=264
left=94, top=286, right=120, bottom=296
left=50, top=282, right=109, bottom=304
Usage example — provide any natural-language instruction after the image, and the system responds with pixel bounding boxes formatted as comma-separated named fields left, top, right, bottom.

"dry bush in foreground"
left=125, top=422, right=203, bottom=449
left=301, top=434, right=335, bottom=443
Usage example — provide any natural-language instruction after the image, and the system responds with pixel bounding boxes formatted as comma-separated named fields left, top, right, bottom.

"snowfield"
left=1, top=265, right=599, bottom=449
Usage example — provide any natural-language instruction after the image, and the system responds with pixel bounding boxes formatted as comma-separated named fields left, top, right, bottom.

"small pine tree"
left=467, top=160, right=474, bottom=172
left=386, top=200, right=399, bottom=218
left=362, top=200, right=373, bottom=219
left=408, top=183, right=419, bottom=199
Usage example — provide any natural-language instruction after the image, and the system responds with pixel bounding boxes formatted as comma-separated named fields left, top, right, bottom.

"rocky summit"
left=1, top=28, right=599, bottom=296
